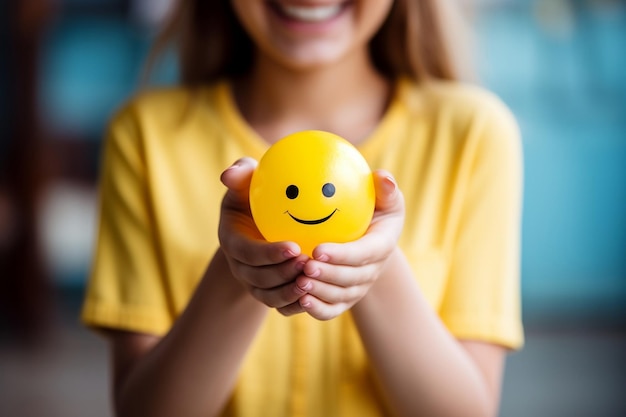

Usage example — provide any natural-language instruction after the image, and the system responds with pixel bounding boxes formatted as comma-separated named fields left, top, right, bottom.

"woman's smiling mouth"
left=268, top=2, right=349, bottom=23
left=286, top=209, right=338, bottom=225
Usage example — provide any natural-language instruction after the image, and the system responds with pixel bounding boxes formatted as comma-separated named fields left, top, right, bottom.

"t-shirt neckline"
left=215, top=77, right=410, bottom=158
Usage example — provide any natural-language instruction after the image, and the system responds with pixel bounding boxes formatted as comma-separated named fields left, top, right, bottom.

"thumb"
left=373, top=169, right=403, bottom=213
left=221, top=157, right=258, bottom=205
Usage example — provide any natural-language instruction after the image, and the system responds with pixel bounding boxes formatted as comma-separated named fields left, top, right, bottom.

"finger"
left=249, top=280, right=309, bottom=309
left=296, top=274, right=367, bottom=305
left=312, top=235, right=392, bottom=267
left=221, top=230, right=303, bottom=267
left=372, top=169, right=404, bottom=213
left=299, top=294, right=349, bottom=321
left=220, top=157, right=258, bottom=207
left=300, top=258, right=378, bottom=287
left=276, top=301, right=306, bottom=317
left=231, top=255, right=307, bottom=289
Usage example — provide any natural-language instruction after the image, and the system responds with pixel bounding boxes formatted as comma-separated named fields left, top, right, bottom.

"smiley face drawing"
left=250, top=130, right=375, bottom=256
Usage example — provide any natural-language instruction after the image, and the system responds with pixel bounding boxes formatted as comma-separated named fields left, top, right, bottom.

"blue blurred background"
left=1, top=0, right=624, bottom=416
left=476, top=0, right=626, bottom=324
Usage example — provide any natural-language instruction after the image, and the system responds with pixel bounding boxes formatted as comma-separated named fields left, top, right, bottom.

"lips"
left=269, top=2, right=347, bottom=23
left=286, top=208, right=338, bottom=225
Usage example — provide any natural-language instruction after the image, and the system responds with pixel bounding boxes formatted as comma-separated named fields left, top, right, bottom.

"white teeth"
left=281, top=4, right=342, bottom=22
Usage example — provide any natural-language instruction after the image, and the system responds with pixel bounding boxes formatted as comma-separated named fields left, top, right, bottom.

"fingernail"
left=306, top=269, right=321, bottom=278
left=315, top=253, right=329, bottom=262
left=300, top=299, right=312, bottom=308
left=382, top=175, right=397, bottom=194
left=299, top=280, right=312, bottom=291
left=296, top=261, right=306, bottom=271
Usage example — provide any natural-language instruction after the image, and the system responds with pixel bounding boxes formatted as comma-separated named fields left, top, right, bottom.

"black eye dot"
left=322, top=183, right=335, bottom=198
left=286, top=185, right=299, bottom=199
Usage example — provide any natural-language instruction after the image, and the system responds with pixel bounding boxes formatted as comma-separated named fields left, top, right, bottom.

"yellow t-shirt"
left=82, top=77, right=524, bottom=417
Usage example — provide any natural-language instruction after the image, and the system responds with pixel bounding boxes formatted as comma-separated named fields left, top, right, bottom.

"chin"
left=267, top=39, right=355, bottom=71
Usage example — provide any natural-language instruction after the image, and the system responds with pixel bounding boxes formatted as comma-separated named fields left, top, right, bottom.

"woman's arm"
left=109, top=248, right=266, bottom=417
left=351, top=248, right=505, bottom=417
left=107, top=159, right=309, bottom=417
left=289, top=171, right=507, bottom=417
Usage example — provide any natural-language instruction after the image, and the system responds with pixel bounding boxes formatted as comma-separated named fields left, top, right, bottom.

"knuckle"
left=250, top=288, right=277, bottom=308
left=222, top=240, right=251, bottom=266
left=275, top=264, right=296, bottom=283
left=341, top=287, right=363, bottom=305
left=278, top=302, right=303, bottom=317
left=335, top=290, right=350, bottom=304
left=309, top=305, right=338, bottom=321
left=248, top=287, right=264, bottom=302
left=317, top=310, right=337, bottom=321
left=278, top=305, right=299, bottom=316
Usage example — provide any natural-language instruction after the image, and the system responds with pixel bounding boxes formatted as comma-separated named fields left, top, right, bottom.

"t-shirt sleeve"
left=81, top=105, right=173, bottom=336
left=439, top=96, right=524, bottom=350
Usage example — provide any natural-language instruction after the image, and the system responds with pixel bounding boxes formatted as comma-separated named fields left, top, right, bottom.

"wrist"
left=353, top=247, right=409, bottom=312
left=201, top=248, right=264, bottom=307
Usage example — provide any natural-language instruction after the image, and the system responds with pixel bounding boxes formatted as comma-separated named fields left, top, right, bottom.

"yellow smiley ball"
left=250, top=130, right=375, bottom=257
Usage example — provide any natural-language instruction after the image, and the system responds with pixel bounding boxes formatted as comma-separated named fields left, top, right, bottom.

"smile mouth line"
left=285, top=209, right=338, bottom=225
left=269, top=2, right=349, bottom=23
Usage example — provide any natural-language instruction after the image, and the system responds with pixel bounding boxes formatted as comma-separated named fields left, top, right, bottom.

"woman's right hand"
left=218, top=157, right=310, bottom=314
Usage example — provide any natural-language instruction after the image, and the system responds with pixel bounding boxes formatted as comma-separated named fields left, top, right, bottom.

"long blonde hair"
left=147, top=0, right=462, bottom=85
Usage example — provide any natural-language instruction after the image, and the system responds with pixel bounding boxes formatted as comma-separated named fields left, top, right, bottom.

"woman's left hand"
left=278, top=170, right=405, bottom=320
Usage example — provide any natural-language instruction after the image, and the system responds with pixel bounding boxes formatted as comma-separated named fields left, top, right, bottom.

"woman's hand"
left=218, top=158, right=310, bottom=311
left=279, top=170, right=405, bottom=320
